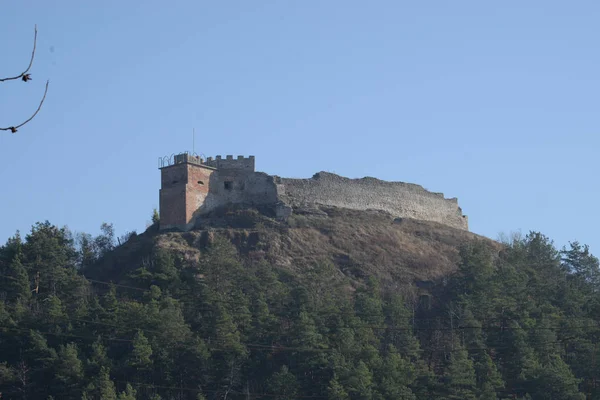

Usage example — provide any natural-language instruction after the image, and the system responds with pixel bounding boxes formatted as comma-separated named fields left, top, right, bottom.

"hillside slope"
left=92, top=205, right=496, bottom=293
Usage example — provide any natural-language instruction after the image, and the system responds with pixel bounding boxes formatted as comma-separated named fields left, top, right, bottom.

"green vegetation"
left=152, top=209, right=160, bottom=226
left=0, top=219, right=599, bottom=399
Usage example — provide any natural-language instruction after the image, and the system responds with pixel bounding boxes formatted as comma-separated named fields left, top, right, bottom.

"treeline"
left=0, top=221, right=598, bottom=399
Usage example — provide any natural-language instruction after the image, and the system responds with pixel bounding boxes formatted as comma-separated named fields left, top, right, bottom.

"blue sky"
left=1, top=1, right=598, bottom=254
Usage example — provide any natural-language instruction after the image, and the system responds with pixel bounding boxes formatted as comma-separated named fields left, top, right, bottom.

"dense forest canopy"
left=1, top=219, right=599, bottom=399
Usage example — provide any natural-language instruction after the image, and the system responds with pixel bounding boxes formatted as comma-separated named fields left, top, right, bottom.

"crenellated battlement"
left=204, top=155, right=255, bottom=171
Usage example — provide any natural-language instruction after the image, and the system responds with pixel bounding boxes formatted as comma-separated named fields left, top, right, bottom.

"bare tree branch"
left=0, top=25, right=37, bottom=83
left=1, top=80, right=49, bottom=133
left=1, top=24, right=49, bottom=133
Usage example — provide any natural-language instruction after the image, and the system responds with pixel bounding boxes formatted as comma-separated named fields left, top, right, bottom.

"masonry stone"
left=158, top=153, right=468, bottom=231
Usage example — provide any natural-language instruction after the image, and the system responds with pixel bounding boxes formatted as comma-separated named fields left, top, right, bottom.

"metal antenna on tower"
left=193, top=128, right=195, bottom=155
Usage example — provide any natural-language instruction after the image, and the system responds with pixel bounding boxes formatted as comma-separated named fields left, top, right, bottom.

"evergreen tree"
left=354, top=277, right=384, bottom=326
left=454, top=241, right=498, bottom=318
left=443, top=347, right=477, bottom=400
left=95, top=223, right=115, bottom=257
left=345, top=361, right=374, bottom=400
left=117, top=384, right=137, bottom=400
left=101, top=284, right=119, bottom=324
left=4, top=253, right=30, bottom=303
left=521, top=354, right=585, bottom=400
left=376, top=345, right=416, bottom=399
left=289, top=311, right=329, bottom=394
left=267, top=365, right=299, bottom=400
left=128, top=330, right=153, bottom=369
left=212, top=304, right=247, bottom=397
left=83, top=366, right=117, bottom=400
left=383, top=293, right=423, bottom=361
left=86, top=337, right=110, bottom=377
left=0, top=362, right=17, bottom=398
left=76, top=232, right=98, bottom=270
left=25, top=330, right=59, bottom=397
left=22, top=221, right=78, bottom=295
left=327, top=376, right=350, bottom=400
left=54, top=343, right=84, bottom=397
left=561, top=241, right=600, bottom=288
left=474, top=352, right=503, bottom=400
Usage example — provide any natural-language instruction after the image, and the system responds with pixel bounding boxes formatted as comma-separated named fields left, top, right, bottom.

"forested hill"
left=0, top=206, right=599, bottom=399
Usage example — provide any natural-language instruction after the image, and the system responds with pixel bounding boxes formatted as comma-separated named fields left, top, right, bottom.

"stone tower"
left=159, top=153, right=258, bottom=231
left=158, top=153, right=216, bottom=231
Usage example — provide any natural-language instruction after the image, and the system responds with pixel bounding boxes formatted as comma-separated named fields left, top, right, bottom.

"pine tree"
left=54, top=343, right=84, bottom=397
left=86, top=337, right=110, bottom=376
left=211, top=304, right=247, bottom=396
left=354, top=277, right=384, bottom=326
left=23, top=221, right=78, bottom=295
left=444, top=347, right=477, bottom=400
left=328, top=377, right=350, bottom=400
left=377, top=345, right=416, bottom=399
left=128, top=330, right=152, bottom=369
left=101, top=285, right=119, bottom=324
left=289, top=311, right=329, bottom=394
left=0, top=362, right=17, bottom=398
left=26, top=330, right=58, bottom=395
left=44, top=294, right=66, bottom=326
left=152, top=209, right=160, bottom=225
left=117, top=383, right=137, bottom=400
left=95, top=222, right=115, bottom=257
left=4, top=253, right=30, bottom=303
left=561, top=241, right=600, bottom=288
left=346, top=361, right=374, bottom=400
left=77, top=232, right=98, bottom=270
left=83, top=366, right=117, bottom=400
left=474, top=352, right=503, bottom=400
left=267, top=365, right=299, bottom=400
left=521, top=354, right=585, bottom=400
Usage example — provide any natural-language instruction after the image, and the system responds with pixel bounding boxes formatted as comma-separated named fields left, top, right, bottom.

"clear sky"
left=1, top=1, right=598, bottom=254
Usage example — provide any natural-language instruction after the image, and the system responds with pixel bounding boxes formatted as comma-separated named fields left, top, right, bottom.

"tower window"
left=171, top=180, right=178, bottom=185
left=224, top=181, right=233, bottom=190
left=197, top=180, right=204, bottom=185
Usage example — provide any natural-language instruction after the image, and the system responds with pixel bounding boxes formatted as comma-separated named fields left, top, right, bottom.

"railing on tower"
left=158, top=151, right=206, bottom=168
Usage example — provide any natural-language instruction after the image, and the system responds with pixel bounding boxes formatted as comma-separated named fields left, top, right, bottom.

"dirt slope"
left=153, top=206, right=499, bottom=292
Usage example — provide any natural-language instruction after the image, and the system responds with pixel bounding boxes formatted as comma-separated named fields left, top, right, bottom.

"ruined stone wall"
left=195, top=171, right=279, bottom=215
left=278, top=172, right=468, bottom=230
left=186, top=165, right=215, bottom=226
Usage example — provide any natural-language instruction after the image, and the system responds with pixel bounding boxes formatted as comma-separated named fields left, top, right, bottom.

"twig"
left=0, top=25, right=37, bottom=83
left=0, top=80, right=49, bottom=133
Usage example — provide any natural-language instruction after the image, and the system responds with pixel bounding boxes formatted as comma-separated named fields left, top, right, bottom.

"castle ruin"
left=158, top=153, right=469, bottom=231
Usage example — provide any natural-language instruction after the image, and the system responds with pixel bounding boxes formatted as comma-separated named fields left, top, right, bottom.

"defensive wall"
left=158, top=154, right=468, bottom=231
left=276, top=172, right=468, bottom=230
